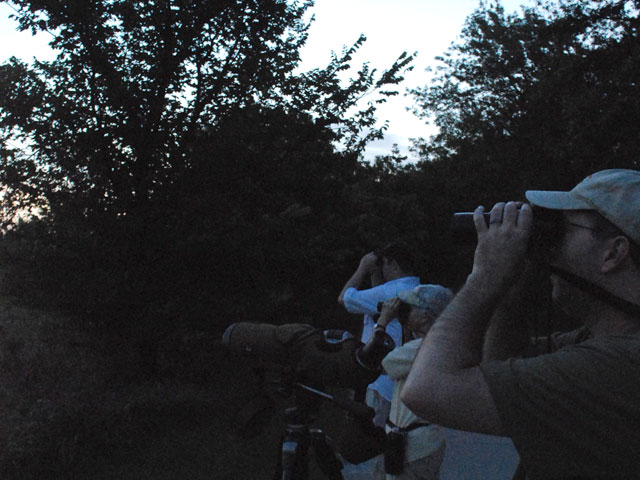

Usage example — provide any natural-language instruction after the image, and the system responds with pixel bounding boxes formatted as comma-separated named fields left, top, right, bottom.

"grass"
left=0, top=296, right=341, bottom=479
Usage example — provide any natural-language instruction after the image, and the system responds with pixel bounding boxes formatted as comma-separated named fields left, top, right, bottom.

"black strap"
left=386, top=419, right=430, bottom=432
left=542, top=264, right=640, bottom=319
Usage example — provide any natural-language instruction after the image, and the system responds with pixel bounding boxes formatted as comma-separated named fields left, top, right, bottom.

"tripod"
left=272, top=382, right=375, bottom=480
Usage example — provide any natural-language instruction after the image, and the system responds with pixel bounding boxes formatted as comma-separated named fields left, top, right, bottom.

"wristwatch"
left=374, top=322, right=386, bottom=331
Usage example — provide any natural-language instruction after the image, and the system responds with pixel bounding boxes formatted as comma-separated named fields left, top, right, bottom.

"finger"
left=473, top=205, right=488, bottom=234
left=518, top=203, right=534, bottom=231
left=503, top=201, right=519, bottom=225
left=489, top=202, right=506, bottom=226
left=383, top=297, right=398, bottom=308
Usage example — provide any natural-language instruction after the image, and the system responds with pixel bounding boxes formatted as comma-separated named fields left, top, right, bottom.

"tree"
left=0, top=0, right=412, bottom=220
left=382, top=0, right=640, bottom=290
left=410, top=0, right=640, bottom=194
left=0, top=0, right=416, bottom=376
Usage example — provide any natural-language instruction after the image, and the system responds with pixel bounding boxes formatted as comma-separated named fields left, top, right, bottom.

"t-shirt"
left=481, top=328, right=640, bottom=479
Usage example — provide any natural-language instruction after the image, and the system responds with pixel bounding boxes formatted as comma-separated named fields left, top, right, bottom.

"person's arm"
left=401, top=202, right=533, bottom=435
left=337, top=252, right=379, bottom=305
left=378, top=298, right=421, bottom=379
left=374, top=297, right=401, bottom=329
left=482, top=261, right=542, bottom=361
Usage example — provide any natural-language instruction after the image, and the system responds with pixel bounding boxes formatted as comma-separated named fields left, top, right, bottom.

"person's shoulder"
left=401, top=338, right=423, bottom=354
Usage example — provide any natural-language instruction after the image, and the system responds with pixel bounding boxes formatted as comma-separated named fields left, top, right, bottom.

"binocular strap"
left=543, top=264, right=640, bottom=319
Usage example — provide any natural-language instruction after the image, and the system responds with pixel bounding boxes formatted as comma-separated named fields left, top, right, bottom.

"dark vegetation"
left=0, top=0, right=639, bottom=477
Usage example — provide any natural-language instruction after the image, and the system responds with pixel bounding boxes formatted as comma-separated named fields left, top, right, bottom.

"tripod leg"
left=274, top=433, right=309, bottom=480
left=280, top=439, right=299, bottom=480
left=310, top=429, right=344, bottom=480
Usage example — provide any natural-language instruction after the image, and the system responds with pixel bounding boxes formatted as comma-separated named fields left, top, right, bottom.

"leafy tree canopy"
left=0, top=0, right=413, bottom=225
left=0, top=0, right=418, bottom=355
left=410, top=0, right=640, bottom=196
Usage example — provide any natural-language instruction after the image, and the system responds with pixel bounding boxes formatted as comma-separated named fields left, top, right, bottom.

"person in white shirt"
left=338, top=242, right=421, bottom=479
left=338, top=241, right=421, bottom=426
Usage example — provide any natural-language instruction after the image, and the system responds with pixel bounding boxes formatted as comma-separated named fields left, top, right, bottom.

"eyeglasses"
left=546, top=221, right=599, bottom=254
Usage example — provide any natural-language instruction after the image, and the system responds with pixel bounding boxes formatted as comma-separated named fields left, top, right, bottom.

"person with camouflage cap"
left=373, top=284, right=453, bottom=479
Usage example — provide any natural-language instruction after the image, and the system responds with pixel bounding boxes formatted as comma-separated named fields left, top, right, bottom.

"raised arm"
left=338, top=252, right=379, bottom=305
left=482, top=261, right=542, bottom=361
left=401, top=202, right=532, bottom=435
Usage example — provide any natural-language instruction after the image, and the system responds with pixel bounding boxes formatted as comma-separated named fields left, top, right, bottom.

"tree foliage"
left=410, top=0, right=640, bottom=198
left=11, top=0, right=640, bottom=472
left=4, top=0, right=640, bottom=378
left=0, top=0, right=417, bottom=373
left=378, top=0, right=640, bottom=296
left=0, top=0, right=412, bottom=219
left=5, top=5, right=640, bottom=473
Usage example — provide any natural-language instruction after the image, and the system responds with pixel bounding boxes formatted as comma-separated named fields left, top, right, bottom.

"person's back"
left=483, top=328, right=640, bottom=479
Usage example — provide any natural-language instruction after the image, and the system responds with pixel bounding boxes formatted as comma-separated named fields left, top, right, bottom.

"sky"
left=0, top=0, right=532, bottom=161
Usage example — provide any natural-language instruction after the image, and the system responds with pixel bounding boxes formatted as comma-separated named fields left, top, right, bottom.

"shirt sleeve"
left=342, top=285, right=391, bottom=315
left=480, top=337, right=640, bottom=478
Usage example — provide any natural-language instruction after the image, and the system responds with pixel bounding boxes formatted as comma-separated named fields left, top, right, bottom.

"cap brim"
left=397, top=290, right=416, bottom=306
left=525, top=190, right=592, bottom=210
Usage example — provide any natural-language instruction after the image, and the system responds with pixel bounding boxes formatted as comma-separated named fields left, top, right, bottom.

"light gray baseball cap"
left=398, top=284, right=453, bottom=320
left=525, top=169, right=640, bottom=245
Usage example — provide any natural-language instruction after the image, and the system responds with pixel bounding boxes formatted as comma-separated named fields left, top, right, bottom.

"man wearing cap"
left=401, top=169, right=640, bottom=479
left=374, top=284, right=453, bottom=479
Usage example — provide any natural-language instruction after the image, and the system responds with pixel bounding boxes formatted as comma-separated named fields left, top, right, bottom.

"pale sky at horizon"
left=0, top=0, right=532, bottom=161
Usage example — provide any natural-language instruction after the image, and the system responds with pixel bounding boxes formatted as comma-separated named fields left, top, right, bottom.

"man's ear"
left=370, top=267, right=384, bottom=287
left=601, top=236, right=631, bottom=273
